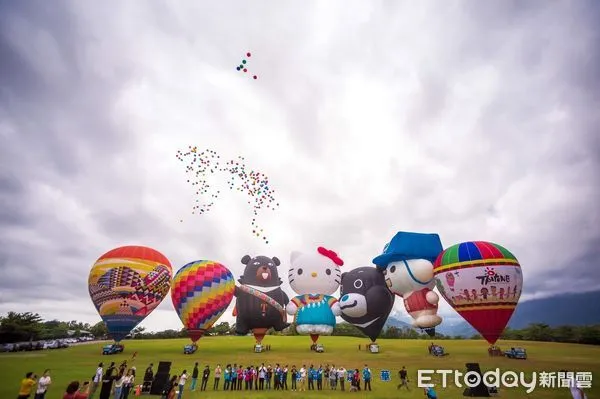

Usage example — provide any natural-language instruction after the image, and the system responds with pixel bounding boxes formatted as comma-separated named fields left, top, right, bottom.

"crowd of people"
left=16, top=359, right=428, bottom=399
left=156, top=363, right=378, bottom=397
left=16, top=360, right=137, bottom=399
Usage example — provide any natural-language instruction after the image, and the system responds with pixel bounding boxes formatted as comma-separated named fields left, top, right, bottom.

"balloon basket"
left=254, top=344, right=263, bottom=353
left=368, top=343, right=380, bottom=353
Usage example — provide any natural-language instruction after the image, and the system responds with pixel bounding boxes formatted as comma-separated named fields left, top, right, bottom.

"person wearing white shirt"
left=299, top=366, right=307, bottom=391
left=258, top=365, right=266, bottom=389
left=121, top=370, right=135, bottom=399
left=34, top=369, right=51, bottom=399
left=214, top=365, right=222, bottom=390
left=90, top=363, right=103, bottom=399
left=337, top=367, right=346, bottom=391
left=329, top=366, right=337, bottom=390
left=177, top=371, right=188, bottom=399
left=113, top=372, right=125, bottom=399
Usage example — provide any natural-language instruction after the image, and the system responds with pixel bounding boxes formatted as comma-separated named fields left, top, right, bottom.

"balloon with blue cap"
left=373, top=231, right=444, bottom=336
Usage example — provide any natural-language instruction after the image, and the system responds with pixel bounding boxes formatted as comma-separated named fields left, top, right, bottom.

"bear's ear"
left=241, top=255, right=251, bottom=265
left=341, top=272, right=347, bottom=280
left=272, top=257, right=281, bottom=266
left=290, top=251, right=302, bottom=263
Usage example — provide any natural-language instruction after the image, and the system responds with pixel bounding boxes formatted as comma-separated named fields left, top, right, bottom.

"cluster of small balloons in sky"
left=175, top=146, right=279, bottom=243
left=236, top=52, right=257, bottom=80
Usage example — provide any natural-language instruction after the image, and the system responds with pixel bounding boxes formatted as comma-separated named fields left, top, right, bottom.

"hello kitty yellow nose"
left=311, top=272, right=317, bottom=278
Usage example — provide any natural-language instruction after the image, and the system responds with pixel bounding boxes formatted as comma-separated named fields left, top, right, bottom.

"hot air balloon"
left=88, top=246, right=172, bottom=342
left=171, top=260, right=235, bottom=343
left=433, top=241, right=523, bottom=345
left=338, top=266, right=395, bottom=342
left=287, top=247, right=343, bottom=347
left=232, top=254, right=289, bottom=346
left=373, top=232, right=445, bottom=337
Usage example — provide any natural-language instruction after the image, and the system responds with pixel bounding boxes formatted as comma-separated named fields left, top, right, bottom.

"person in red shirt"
left=63, top=381, right=90, bottom=399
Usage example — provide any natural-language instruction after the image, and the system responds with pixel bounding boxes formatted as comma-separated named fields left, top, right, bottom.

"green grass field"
left=1, top=336, right=597, bottom=399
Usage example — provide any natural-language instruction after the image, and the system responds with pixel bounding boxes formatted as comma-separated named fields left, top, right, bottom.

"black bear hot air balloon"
left=338, top=267, right=395, bottom=342
left=233, top=254, right=289, bottom=345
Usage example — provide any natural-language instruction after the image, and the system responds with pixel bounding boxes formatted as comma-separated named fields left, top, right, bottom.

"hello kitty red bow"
left=317, top=246, right=344, bottom=266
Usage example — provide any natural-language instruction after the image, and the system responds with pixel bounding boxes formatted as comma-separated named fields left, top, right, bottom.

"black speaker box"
left=150, top=373, right=170, bottom=395
left=158, top=361, right=171, bottom=373
left=462, top=363, right=490, bottom=397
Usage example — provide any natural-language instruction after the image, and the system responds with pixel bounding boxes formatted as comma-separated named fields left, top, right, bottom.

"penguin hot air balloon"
left=88, top=246, right=172, bottom=342
left=171, top=260, right=235, bottom=343
left=232, top=254, right=289, bottom=345
left=287, top=247, right=343, bottom=345
left=433, top=241, right=523, bottom=345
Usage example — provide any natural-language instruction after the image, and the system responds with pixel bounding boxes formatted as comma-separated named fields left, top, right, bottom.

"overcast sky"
left=1, top=0, right=599, bottom=333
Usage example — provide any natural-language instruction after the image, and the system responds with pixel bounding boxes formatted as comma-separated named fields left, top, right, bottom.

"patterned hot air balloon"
left=88, top=246, right=172, bottom=342
left=171, top=260, right=235, bottom=343
left=433, top=241, right=523, bottom=345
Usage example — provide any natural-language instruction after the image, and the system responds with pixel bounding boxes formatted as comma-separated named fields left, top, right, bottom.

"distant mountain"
left=384, top=290, right=600, bottom=337
left=383, top=317, right=413, bottom=329
left=435, top=320, right=477, bottom=337
left=508, top=290, right=600, bottom=329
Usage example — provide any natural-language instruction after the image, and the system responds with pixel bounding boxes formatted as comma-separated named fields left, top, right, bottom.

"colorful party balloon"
left=287, top=247, right=343, bottom=344
left=175, top=147, right=279, bottom=243
left=433, top=241, right=523, bottom=345
left=339, top=266, right=395, bottom=342
left=171, top=260, right=235, bottom=343
left=234, top=51, right=258, bottom=79
left=88, top=246, right=172, bottom=342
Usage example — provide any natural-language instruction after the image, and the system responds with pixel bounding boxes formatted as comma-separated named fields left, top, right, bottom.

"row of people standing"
left=173, top=363, right=373, bottom=394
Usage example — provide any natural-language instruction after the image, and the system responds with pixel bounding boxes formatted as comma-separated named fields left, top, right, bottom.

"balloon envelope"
left=171, top=260, right=235, bottom=342
left=88, top=246, right=172, bottom=342
left=433, top=241, right=522, bottom=345
left=339, top=266, right=394, bottom=342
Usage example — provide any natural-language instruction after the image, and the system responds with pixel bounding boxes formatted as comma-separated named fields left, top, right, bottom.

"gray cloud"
left=0, top=0, right=598, bottom=332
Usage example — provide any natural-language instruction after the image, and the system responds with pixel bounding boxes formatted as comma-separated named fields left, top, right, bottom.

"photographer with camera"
left=17, top=372, right=37, bottom=399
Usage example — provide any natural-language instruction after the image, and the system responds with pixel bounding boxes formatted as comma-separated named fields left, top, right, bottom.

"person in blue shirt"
left=362, top=364, right=372, bottom=391
left=308, top=365, right=315, bottom=390
left=316, top=366, right=323, bottom=390
left=425, top=386, right=438, bottom=398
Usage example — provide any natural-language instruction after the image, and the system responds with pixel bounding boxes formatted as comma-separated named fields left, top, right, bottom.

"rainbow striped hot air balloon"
left=433, top=241, right=522, bottom=345
left=171, top=260, right=235, bottom=343
left=88, top=246, right=172, bottom=342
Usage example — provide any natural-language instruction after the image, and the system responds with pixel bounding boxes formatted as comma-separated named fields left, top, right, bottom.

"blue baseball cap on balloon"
left=372, top=231, right=444, bottom=268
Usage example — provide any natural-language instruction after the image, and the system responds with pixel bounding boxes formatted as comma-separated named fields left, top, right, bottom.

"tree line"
left=1, top=312, right=598, bottom=345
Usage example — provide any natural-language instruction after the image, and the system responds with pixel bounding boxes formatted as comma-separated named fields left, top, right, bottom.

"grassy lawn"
left=1, top=336, right=597, bottom=398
